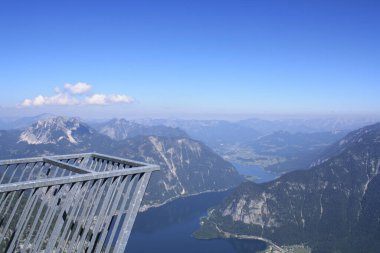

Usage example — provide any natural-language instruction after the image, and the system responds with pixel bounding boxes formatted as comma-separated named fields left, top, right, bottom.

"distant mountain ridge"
left=136, top=117, right=374, bottom=174
left=0, top=116, right=243, bottom=210
left=136, top=119, right=262, bottom=149
left=242, top=130, right=346, bottom=173
left=139, top=116, right=378, bottom=135
left=0, top=113, right=55, bottom=130
left=195, top=122, right=380, bottom=253
left=95, top=118, right=187, bottom=140
left=238, top=117, right=379, bottom=134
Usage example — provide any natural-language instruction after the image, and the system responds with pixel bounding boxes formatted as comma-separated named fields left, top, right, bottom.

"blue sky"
left=0, top=0, right=379, bottom=118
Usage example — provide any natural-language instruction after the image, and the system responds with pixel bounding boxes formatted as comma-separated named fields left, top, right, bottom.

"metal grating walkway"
left=0, top=153, right=159, bottom=253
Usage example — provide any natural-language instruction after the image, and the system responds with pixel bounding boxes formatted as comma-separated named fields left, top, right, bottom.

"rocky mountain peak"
left=19, top=116, right=94, bottom=145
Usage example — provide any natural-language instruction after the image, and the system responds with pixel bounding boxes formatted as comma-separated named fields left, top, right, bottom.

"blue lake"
left=231, top=162, right=278, bottom=183
left=126, top=191, right=267, bottom=253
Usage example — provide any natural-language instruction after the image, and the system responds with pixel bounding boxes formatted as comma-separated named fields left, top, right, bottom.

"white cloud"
left=85, top=94, right=107, bottom=105
left=108, top=94, right=134, bottom=103
left=21, top=99, right=33, bottom=107
left=20, top=83, right=134, bottom=107
left=64, top=82, right=92, bottom=94
left=85, top=94, right=134, bottom=105
left=21, top=93, right=79, bottom=107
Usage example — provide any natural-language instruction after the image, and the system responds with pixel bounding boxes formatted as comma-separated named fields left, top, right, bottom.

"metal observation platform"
left=0, top=153, right=159, bottom=253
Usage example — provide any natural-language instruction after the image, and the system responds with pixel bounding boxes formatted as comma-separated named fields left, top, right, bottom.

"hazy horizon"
left=1, top=110, right=380, bottom=123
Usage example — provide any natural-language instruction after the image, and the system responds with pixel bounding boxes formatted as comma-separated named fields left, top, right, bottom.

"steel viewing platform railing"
left=0, top=153, right=159, bottom=253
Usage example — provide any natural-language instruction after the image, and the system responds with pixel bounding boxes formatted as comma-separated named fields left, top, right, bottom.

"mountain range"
left=1, top=115, right=380, bottom=251
left=2, top=115, right=376, bottom=176
left=0, top=116, right=243, bottom=210
left=195, top=123, right=380, bottom=252
left=136, top=117, right=375, bottom=174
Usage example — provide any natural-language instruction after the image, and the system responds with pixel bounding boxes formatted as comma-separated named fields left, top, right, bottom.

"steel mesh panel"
left=0, top=153, right=159, bottom=253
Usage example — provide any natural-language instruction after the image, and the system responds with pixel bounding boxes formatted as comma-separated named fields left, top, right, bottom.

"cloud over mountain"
left=21, top=93, right=79, bottom=107
left=85, top=94, right=134, bottom=105
left=20, top=82, right=134, bottom=107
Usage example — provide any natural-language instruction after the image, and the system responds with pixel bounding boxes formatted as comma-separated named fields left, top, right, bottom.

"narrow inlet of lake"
left=126, top=191, right=267, bottom=253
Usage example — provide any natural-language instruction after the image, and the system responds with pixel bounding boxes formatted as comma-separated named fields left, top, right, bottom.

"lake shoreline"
left=139, top=187, right=233, bottom=212
left=128, top=190, right=268, bottom=253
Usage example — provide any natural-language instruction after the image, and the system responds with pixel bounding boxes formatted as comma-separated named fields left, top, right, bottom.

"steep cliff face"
left=0, top=117, right=243, bottom=210
left=196, top=123, right=380, bottom=253
left=117, top=136, right=243, bottom=210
